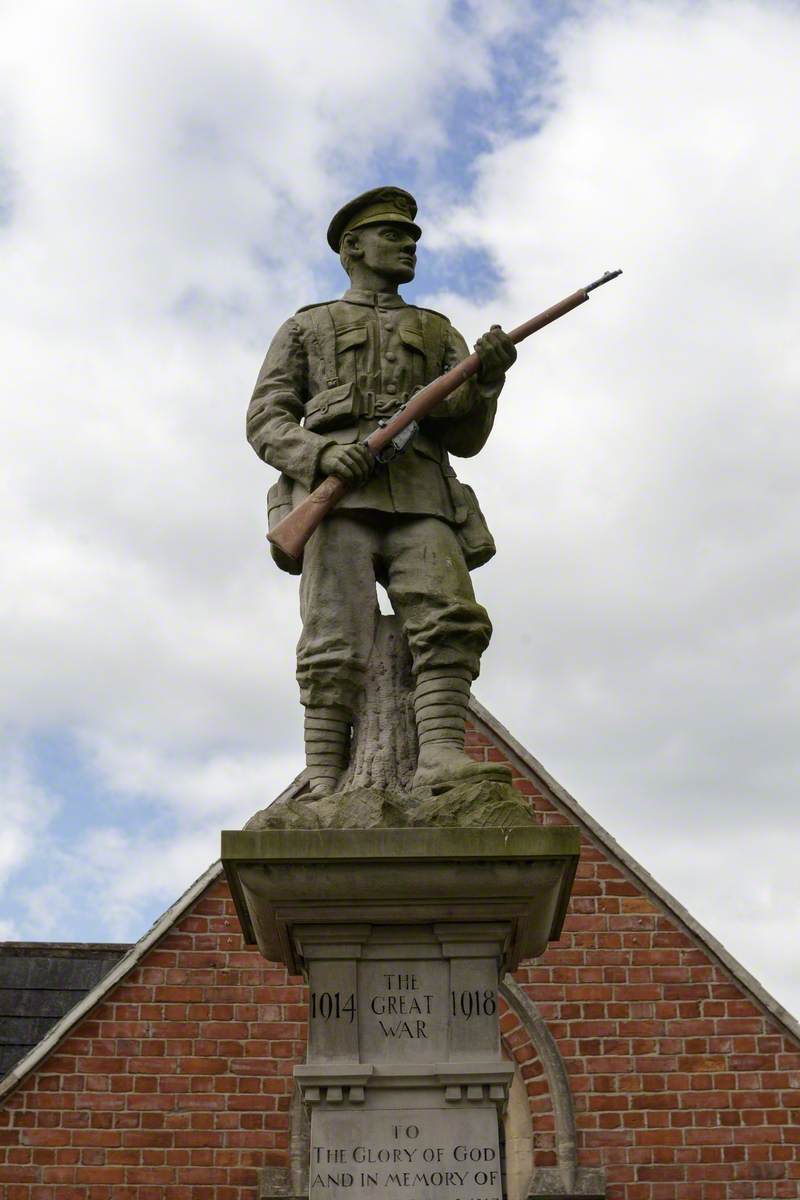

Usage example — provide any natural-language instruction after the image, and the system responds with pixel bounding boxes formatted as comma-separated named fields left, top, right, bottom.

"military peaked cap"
left=327, top=186, right=421, bottom=251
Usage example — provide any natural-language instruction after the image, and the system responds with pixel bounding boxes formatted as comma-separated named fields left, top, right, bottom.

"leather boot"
left=303, top=705, right=351, bottom=798
left=412, top=670, right=512, bottom=791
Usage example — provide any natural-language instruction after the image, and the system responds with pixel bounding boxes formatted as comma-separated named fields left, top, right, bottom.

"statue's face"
left=355, top=222, right=417, bottom=283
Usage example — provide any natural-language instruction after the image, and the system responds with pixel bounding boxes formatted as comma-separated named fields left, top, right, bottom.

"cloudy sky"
left=1, top=0, right=799, bottom=1013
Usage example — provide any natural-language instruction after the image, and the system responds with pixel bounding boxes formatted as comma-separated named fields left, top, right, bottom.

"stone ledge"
left=221, top=826, right=579, bottom=974
left=294, top=1060, right=514, bottom=1107
left=223, top=825, right=578, bottom=862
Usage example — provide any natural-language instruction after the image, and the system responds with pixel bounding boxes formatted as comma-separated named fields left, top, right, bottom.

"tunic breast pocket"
left=335, top=324, right=368, bottom=372
left=398, top=326, right=427, bottom=391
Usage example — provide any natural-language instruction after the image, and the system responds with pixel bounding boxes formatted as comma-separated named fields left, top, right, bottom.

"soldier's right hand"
left=319, top=443, right=374, bottom=485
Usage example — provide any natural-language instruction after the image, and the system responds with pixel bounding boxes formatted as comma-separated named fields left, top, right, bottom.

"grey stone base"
left=528, top=1166, right=606, bottom=1197
left=258, top=1166, right=300, bottom=1200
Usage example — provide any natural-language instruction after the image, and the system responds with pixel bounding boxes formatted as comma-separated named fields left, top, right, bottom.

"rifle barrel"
left=585, top=269, right=623, bottom=293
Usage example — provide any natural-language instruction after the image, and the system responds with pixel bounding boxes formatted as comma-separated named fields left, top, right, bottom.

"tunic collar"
left=342, top=288, right=407, bottom=309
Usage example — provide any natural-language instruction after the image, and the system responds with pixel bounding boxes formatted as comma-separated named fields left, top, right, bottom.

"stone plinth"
left=221, top=826, right=579, bottom=974
left=221, top=825, right=579, bottom=1200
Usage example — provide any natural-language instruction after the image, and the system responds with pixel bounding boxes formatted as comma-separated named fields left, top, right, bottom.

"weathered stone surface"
left=527, top=1166, right=606, bottom=1197
left=246, top=779, right=536, bottom=832
left=341, top=616, right=417, bottom=794
left=245, top=787, right=414, bottom=831
left=412, top=781, right=535, bottom=828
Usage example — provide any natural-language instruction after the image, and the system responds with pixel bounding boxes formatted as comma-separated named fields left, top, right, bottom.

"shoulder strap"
left=414, top=303, right=450, bottom=322
left=417, top=306, right=448, bottom=378
left=295, top=299, right=336, bottom=313
left=303, top=303, right=339, bottom=388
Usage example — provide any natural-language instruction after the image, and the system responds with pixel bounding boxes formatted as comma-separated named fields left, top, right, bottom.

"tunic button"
left=384, top=322, right=394, bottom=332
left=386, top=383, right=397, bottom=395
left=385, top=351, right=397, bottom=363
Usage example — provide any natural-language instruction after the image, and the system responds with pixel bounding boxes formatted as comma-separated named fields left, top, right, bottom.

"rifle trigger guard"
left=375, top=418, right=419, bottom=464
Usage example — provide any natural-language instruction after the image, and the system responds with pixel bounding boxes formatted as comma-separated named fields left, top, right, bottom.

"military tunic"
left=247, top=288, right=505, bottom=710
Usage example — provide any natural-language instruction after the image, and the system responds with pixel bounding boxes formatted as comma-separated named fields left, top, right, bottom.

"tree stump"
left=339, top=612, right=418, bottom=795
left=244, top=612, right=537, bottom=830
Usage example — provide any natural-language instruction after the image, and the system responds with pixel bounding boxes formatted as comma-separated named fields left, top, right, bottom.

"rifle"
left=268, top=269, right=622, bottom=563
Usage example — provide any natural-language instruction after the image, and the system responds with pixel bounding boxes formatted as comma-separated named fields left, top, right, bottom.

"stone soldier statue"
left=247, top=187, right=517, bottom=797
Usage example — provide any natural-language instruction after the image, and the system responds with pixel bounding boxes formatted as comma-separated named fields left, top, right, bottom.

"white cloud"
left=0, top=746, right=59, bottom=891
left=60, top=825, right=220, bottom=940
left=83, top=734, right=300, bottom=821
left=15, top=881, right=68, bottom=942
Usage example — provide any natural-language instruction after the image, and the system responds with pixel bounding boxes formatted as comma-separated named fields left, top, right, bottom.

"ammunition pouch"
left=266, top=473, right=303, bottom=575
left=444, top=472, right=496, bottom=570
left=303, top=382, right=357, bottom=433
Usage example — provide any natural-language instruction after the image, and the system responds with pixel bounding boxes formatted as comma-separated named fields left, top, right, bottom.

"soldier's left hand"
left=475, top=325, right=517, bottom=385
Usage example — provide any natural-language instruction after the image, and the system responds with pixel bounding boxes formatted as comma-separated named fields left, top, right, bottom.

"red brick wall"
left=1, top=727, right=798, bottom=1199
left=468, top=723, right=800, bottom=1199
left=0, top=884, right=302, bottom=1199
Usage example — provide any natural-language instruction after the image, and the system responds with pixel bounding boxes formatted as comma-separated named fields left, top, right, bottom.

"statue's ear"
left=342, top=231, right=363, bottom=259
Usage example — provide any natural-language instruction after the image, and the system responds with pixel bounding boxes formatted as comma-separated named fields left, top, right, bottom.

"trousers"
left=296, top=511, right=492, bottom=711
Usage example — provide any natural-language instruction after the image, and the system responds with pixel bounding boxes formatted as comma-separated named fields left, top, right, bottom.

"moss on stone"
left=245, top=780, right=536, bottom=831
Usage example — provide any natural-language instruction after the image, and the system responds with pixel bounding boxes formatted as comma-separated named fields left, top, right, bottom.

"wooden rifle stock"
left=268, top=269, right=621, bottom=563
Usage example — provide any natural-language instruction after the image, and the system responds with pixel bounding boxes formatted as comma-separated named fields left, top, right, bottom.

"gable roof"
left=0, top=942, right=131, bottom=1077
left=1, top=708, right=797, bottom=1103
left=468, top=698, right=800, bottom=1043
left=0, top=861, right=222, bottom=1102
